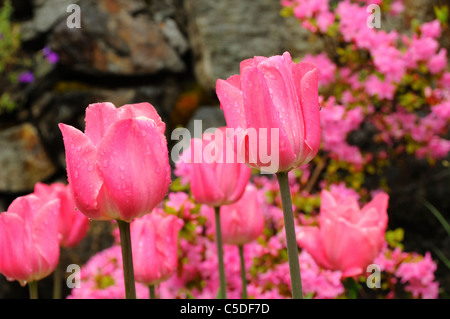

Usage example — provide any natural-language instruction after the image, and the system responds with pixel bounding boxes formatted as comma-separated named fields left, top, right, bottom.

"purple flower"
left=43, top=46, right=59, bottom=64
left=18, top=70, right=34, bottom=84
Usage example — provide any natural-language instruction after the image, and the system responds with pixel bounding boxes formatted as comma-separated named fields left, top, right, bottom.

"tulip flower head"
left=297, top=190, right=389, bottom=277
left=216, top=51, right=321, bottom=173
left=130, top=209, right=183, bottom=286
left=34, top=182, right=90, bottom=248
left=59, top=102, right=171, bottom=222
left=0, top=194, right=60, bottom=286
left=185, top=127, right=252, bottom=207
left=216, top=184, right=265, bottom=246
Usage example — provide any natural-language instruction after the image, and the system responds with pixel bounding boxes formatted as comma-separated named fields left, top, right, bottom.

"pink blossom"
left=67, top=245, right=149, bottom=299
left=395, top=252, right=439, bottom=299
left=371, top=45, right=406, bottom=82
left=390, top=0, right=405, bottom=15
left=428, top=48, right=447, bottom=74
left=365, top=75, right=396, bottom=100
left=302, top=53, right=337, bottom=87
left=421, top=20, right=442, bottom=39
left=404, top=37, right=439, bottom=67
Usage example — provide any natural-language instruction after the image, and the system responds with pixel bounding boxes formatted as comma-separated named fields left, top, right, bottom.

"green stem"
left=117, top=220, right=136, bottom=299
left=215, top=206, right=227, bottom=299
left=28, top=281, right=38, bottom=299
left=276, top=171, right=303, bottom=299
left=149, top=285, right=156, bottom=299
left=238, top=245, right=247, bottom=299
left=53, top=255, right=61, bottom=299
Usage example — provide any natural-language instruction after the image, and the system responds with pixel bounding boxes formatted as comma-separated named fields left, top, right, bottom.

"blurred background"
left=0, top=0, right=449, bottom=298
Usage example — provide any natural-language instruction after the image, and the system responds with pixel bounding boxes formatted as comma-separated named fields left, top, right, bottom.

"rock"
left=183, top=0, right=281, bottom=90
left=183, top=0, right=324, bottom=91
left=20, top=0, right=80, bottom=42
left=48, top=0, right=186, bottom=75
left=0, top=123, right=56, bottom=193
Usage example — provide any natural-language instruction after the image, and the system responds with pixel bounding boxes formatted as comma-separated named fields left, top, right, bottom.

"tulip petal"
left=321, top=216, right=379, bottom=276
left=258, top=52, right=304, bottom=156
left=0, top=212, right=30, bottom=283
left=59, top=123, right=104, bottom=219
left=293, top=62, right=321, bottom=164
left=241, top=66, right=296, bottom=170
left=84, top=102, right=120, bottom=147
left=7, top=194, right=42, bottom=221
left=96, top=118, right=171, bottom=222
left=319, top=190, right=337, bottom=213
left=32, top=199, right=60, bottom=280
left=216, top=77, right=247, bottom=129
left=191, top=160, right=225, bottom=206
left=361, top=193, right=389, bottom=227
left=118, top=102, right=166, bottom=135
left=297, top=226, right=334, bottom=269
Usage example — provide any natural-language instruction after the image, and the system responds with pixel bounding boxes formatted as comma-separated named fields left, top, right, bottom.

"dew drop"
left=120, top=165, right=125, bottom=171
left=76, top=146, right=82, bottom=152
left=88, top=165, right=94, bottom=172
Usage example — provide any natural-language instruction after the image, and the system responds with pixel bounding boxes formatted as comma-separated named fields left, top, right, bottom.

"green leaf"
left=434, top=6, right=449, bottom=24
left=280, top=6, right=294, bottom=18
left=343, top=277, right=360, bottom=299
left=304, top=292, right=314, bottom=299
left=422, top=199, right=450, bottom=237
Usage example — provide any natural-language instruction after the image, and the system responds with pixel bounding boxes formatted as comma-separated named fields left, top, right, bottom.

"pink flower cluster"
left=374, top=246, right=439, bottom=299
left=320, top=97, right=365, bottom=167
left=67, top=245, right=149, bottom=299
left=282, top=0, right=450, bottom=165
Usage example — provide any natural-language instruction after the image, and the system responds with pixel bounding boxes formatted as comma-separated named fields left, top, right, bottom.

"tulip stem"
left=117, top=220, right=137, bottom=299
left=238, top=245, right=247, bottom=299
left=215, top=206, right=227, bottom=299
left=276, top=171, right=303, bottom=299
left=53, top=257, right=61, bottom=299
left=28, top=281, right=38, bottom=299
left=149, top=285, right=156, bottom=299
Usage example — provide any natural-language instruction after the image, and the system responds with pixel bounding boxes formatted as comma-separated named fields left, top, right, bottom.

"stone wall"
left=0, top=0, right=449, bottom=298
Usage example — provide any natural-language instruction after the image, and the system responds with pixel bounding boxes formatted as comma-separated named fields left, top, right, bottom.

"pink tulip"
left=130, top=209, right=183, bottom=286
left=188, top=127, right=252, bottom=206
left=0, top=194, right=60, bottom=286
left=59, top=102, right=171, bottom=222
left=215, top=184, right=265, bottom=246
left=297, top=190, right=389, bottom=277
left=34, top=182, right=90, bottom=248
left=216, top=51, right=321, bottom=173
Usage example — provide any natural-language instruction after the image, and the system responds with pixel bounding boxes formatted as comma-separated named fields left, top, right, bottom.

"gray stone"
left=48, top=0, right=185, bottom=75
left=0, top=123, right=56, bottom=193
left=20, top=0, right=80, bottom=41
left=183, top=0, right=324, bottom=91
